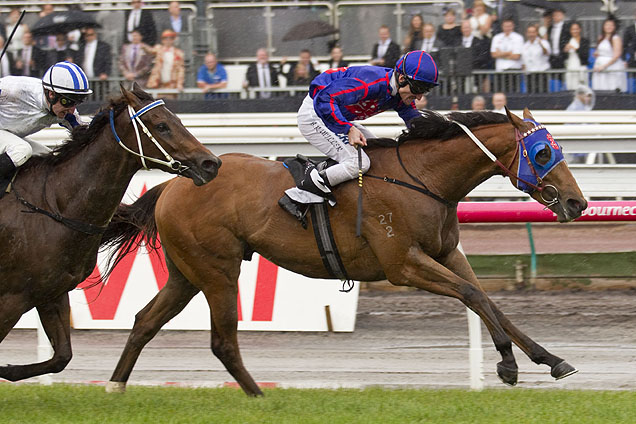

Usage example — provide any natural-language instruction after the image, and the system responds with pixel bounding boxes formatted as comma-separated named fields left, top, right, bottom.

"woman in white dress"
left=468, top=0, right=493, bottom=40
left=564, top=22, right=590, bottom=90
left=591, top=17, right=627, bottom=92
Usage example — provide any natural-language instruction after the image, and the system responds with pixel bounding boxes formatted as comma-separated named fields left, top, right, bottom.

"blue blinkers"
left=516, top=119, right=565, bottom=193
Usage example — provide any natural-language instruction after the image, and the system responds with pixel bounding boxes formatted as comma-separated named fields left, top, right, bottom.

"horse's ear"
left=119, top=82, right=141, bottom=107
left=522, top=107, right=534, bottom=121
left=505, top=106, right=526, bottom=131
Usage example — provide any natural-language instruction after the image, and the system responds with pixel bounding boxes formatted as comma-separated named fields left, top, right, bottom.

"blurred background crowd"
left=2, top=0, right=635, bottom=110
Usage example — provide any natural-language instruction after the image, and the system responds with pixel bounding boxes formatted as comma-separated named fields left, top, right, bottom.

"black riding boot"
left=0, top=152, right=17, bottom=195
left=0, top=152, right=16, bottom=179
left=278, top=194, right=309, bottom=229
left=299, top=169, right=336, bottom=205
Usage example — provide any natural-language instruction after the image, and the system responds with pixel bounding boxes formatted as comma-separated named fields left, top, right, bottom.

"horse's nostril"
left=567, top=198, right=585, bottom=215
left=201, top=158, right=221, bottom=173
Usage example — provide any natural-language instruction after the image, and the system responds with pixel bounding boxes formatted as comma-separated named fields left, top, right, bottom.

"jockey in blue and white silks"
left=0, top=61, right=91, bottom=179
left=280, top=50, right=439, bottom=216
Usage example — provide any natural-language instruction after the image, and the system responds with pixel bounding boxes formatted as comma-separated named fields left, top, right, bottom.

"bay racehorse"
left=101, top=109, right=586, bottom=396
left=0, top=84, right=221, bottom=381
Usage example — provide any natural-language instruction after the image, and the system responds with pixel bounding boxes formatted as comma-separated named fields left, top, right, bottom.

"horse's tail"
left=99, top=181, right=168, bottom=280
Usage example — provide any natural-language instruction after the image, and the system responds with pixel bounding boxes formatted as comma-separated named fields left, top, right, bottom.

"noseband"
left=453, top=121, right=561, bottom=207
left=109, top=99, right=189, bottom=173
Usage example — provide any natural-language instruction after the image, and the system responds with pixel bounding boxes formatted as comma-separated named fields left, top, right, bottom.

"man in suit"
left=420, top=22, right=443, bottom=63
left=156, top=1, right=190, bottom=42
left=244, top=47, right=279, bottom=98
left=77, top=28, right=112, bottom=81
left=118, top=29, right=154, bottom=87
left=370, top=25, right=401, bottom=68
left=124, top=0, right=157, bottom=47
left=459, top=19, right=492, bottom=92
left=44, top=34, right=78, bottom=70
left=14, top=32, right=45, bottom=77
left=547, top=6, right=570, bottom=69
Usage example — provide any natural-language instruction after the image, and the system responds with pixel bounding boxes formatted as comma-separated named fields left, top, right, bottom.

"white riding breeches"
left=0, top=129, right=50, bottom=166
left=286, top=95, right=372, bottom=204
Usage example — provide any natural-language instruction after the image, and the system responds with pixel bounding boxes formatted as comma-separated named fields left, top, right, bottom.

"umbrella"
left=282, top=20, right=338, bottom=42
left=30, top=10, right=101, bottom=36
left=518, top=0, right=554, bottom=12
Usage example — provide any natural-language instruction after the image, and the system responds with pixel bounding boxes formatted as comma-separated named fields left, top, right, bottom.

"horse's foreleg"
left=107, top=258, right=200, bottom=393
left=386, top=246, right=519, bottom=385
left=0, top=294, right=72, bottom=381
left=201, top=274, right=263, bottom=397
left=441, top=248, right=577, bottom=380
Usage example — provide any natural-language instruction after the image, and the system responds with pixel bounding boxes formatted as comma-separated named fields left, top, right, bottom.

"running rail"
left=458, top=200, right=636, bottom=390
left=458, top=201, right=636, bottom=223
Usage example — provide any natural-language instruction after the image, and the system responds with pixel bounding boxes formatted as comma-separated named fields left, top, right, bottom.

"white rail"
left=30, top=111, right=636, bottom=199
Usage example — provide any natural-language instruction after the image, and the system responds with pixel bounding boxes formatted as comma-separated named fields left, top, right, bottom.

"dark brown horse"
left=0, top=84, right=221, bottom=381
left=102, top=109, right=586, bottom=396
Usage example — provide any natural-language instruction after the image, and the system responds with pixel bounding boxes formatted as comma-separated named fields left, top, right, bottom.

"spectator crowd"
left=1, top=0, right=635, bottom=101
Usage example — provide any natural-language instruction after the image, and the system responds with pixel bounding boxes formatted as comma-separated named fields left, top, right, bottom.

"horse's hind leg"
left=199, top=268, right=263, bottom=397
left=385, top=246, right=519, bottom=385
left=441, top=248, right=577, bottom=380
left=0, top=294, right=72, bottom=381
left=106, top=254, right=200, bottom=393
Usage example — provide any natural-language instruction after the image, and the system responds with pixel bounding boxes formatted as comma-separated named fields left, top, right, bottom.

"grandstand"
left=2, top=0, right=636, bottom=110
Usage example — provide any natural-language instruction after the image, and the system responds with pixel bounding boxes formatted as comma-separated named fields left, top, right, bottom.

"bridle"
left=453, top=121, right=561, bottom=208
left=109, top=99, right=189, bottom=173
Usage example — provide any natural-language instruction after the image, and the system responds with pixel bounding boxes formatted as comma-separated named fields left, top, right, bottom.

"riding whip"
left=0, top=10, right=26, bottom=63
left=355, top=146, right=363, bottom=237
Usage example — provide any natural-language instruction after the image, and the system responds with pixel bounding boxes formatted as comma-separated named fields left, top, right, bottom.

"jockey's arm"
left=313, top=78, right=368, bottom=137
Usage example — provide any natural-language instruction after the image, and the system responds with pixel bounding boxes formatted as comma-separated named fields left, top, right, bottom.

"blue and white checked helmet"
left=42, top=62, right=92, bottom=100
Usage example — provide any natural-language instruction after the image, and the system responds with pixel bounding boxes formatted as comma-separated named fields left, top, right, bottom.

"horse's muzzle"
left=185, top=154, right=222, bottom=186
left=565, top=197, right=587, bottom=219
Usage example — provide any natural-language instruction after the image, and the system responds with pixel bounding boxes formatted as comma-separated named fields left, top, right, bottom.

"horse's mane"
left=22, top=86, right=154, bottom=170
left=367, top=110, right=510, bottom=147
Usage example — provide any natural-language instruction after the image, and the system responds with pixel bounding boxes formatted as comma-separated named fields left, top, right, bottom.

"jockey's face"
left=397, top=74, right=424, bottom=104
left=46, top=91, right=76, bottom=118
left=51, top=101, right=76, bottom=119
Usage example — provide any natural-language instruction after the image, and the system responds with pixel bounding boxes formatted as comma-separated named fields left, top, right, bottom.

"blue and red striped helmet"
left=395, top=50, right=439, bottom=87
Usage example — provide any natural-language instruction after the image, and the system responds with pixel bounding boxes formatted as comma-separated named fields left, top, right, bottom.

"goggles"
left=405, top=77, right=436, bottom=95
left=58, top=93, right=87, bottom=108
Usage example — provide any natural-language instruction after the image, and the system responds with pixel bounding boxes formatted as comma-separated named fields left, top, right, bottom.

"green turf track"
left=0, top=385, right=634, bottom=423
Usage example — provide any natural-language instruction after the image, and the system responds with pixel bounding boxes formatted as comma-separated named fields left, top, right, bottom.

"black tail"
left=99, top=182, right=169, bottom=280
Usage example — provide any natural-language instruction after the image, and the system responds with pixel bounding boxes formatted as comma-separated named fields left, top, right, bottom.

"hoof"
left=105, top=381, right=127, bottom=393
left=496, top=362, right=518, bottom=386
left=551, top=361, right=578, bottom=380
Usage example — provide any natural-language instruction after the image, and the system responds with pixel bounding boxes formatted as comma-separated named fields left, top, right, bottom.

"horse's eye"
left=535, top=145, right=552, bottom=166
left=155, top=122, right=170, bottom=134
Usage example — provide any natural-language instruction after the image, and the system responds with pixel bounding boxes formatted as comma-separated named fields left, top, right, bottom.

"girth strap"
left=309, top=202, right=354, bottom=292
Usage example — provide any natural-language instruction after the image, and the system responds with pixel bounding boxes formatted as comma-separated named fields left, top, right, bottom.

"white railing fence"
left=30, top=110, right=636, bottom=199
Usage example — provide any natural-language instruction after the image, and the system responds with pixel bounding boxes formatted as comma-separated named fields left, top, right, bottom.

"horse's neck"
left=399, top=124, right=516, bottom=203
left=41, top=129, right=140, bottom=229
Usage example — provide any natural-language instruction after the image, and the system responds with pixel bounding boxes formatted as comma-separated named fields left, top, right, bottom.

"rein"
left=364, top=140, right=458, bottom=209
left=109, top=99, right=189, bottom=173
left=358, top=120, right=559, bottom=221
left=13, top=186, right=106, bottom=235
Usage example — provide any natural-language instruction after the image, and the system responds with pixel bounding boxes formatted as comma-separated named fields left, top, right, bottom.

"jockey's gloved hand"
left=59, top=113, right=81, bottom=131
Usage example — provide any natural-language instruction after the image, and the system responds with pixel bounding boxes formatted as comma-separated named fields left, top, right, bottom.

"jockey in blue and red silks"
left=279, top=50, right=440, bottom=220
